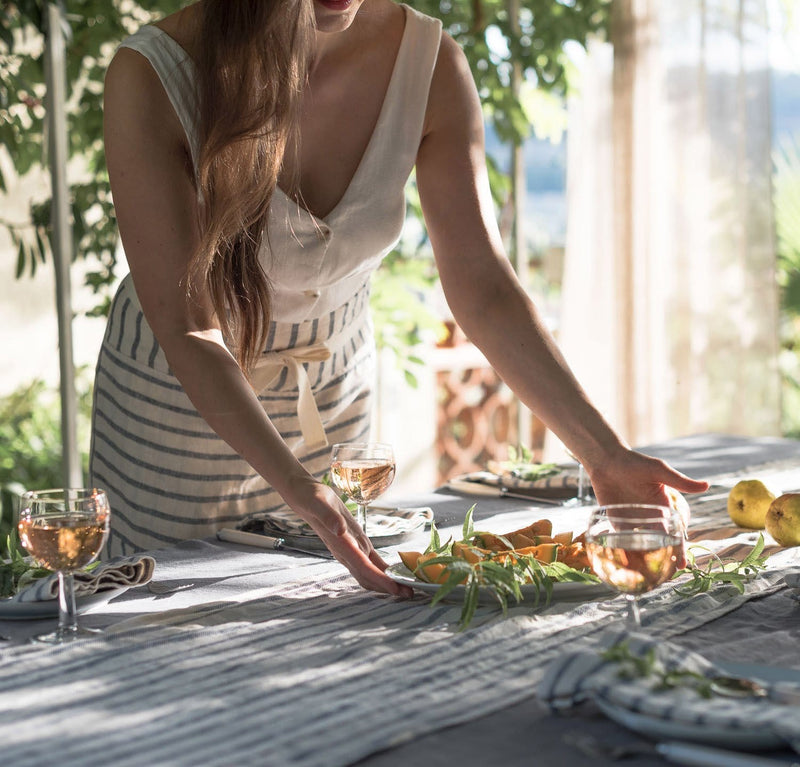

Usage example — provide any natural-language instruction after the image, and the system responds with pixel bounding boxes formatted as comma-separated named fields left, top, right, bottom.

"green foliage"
left=0, top=527, right=51, bottom=598
left=671, top=534, right=769, bottom=597
left=774, top=134, right=800, bottom=437
left=601, top=641, right=716, bottom=698
left=1, top=0, right=185, bottom=310
left=412, top=505, right=598, bottom=629
left=407, top=0, right=610, bottom=144
left=497, top=443, right=559, bottom=480
left=370, top=254, right=447, bottom=387
left=0, top=373, right=94, bottom=545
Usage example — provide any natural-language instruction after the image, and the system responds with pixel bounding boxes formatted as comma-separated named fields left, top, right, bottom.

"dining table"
left=2, top=432, right=800, bottom=767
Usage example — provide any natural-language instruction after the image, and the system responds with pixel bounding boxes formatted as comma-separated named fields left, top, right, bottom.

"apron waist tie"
left=250, top=342, right=333, bottom=450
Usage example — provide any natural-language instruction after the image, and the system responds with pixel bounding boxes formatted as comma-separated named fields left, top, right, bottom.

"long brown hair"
left=191, top=0, right=314, bottom=373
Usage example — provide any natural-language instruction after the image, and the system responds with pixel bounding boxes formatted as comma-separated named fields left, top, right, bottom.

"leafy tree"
left=1, top=0, right=185, bottom=314
left=409, top=0, right=609, bottom=143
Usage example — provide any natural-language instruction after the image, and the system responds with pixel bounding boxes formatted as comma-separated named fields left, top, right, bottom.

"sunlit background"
left=1, top=0, right=799, bottom=497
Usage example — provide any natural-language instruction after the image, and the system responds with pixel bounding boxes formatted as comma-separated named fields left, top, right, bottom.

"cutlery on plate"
left=709, top=675, right=800, bottom=705
left=216, top=529, right=334, bottom=559
left=445, top=478, right=563, bottom=505
left=656, top=741, right=800, bottom=767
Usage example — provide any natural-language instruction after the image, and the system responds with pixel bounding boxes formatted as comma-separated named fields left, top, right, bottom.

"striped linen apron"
left=89, top=5, right=442, bottom=555
left=90, top=275, right=374, bottom=557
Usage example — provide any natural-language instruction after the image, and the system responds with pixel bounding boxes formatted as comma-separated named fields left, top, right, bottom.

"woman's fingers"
left=293, top=481, right=414, bottom=596
left=658, top=463, right=709, bottom=494
left=368, top=547, right=388, bottom=570
left=311, top=513, right=413, bottom=596
left=328, top=535, right=412, bottom=596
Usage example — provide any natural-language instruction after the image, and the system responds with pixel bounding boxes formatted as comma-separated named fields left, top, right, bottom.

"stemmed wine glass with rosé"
left=17, top=488, right=110, bottom=644
left=330, top=443, right=395, bottom=536
left=584, top=504, right=684, bottom=628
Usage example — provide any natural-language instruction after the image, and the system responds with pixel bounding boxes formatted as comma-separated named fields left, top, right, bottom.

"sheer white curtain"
left=550, top=0, right=780, bottom=455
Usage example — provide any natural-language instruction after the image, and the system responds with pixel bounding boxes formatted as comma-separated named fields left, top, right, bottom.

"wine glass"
left=563, top=453, right=593, bottom=507
left=584, top=504, right=684, bottom=628
left=329, top=443, right=396, bottom=535
left=17, top=488, right=111, bottom=644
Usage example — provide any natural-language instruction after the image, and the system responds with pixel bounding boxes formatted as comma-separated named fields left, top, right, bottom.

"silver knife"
left=656, top=741, right=800, bottom=767
left=216, top=528, right=335, bottom=559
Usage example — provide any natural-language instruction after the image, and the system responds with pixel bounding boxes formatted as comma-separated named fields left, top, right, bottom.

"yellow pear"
left=727, top=479, right=776, bottom=529
left=765, top=493, right=800, bottom=547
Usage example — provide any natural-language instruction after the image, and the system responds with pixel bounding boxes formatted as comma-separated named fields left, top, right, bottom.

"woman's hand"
left=289, top=478, right=414, bottom=598
left=587, top=448, right=708, bottom=570
left=587, top=447, right=709, bottom=509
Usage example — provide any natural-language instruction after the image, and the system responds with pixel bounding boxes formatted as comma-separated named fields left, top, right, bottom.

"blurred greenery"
left=0, top=370, right=94, bottom=546
left=774, top=133, right=800, bottom=438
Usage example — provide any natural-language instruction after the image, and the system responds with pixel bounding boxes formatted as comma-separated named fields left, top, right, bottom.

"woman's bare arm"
left=415, top=35, right=708, bottom=505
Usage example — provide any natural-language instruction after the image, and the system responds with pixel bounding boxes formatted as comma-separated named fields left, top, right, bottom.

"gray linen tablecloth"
left=1, top=433, right=799, bottom=767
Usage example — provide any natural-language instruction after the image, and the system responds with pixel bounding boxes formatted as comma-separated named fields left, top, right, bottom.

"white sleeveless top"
left=90, top=5, right=443, bottom=555
left=119, top=4, right=442, bottom=322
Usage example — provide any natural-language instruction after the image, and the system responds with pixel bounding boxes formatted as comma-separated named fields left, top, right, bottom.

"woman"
left=91, top=0, right=707, bottom=594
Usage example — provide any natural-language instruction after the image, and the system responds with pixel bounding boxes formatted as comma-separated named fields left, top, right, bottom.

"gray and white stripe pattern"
left=89, top=275, right=374, bottom=557
left=0, top=545, right=796, bottom=767
left=538, top=630, right=800, bottom=752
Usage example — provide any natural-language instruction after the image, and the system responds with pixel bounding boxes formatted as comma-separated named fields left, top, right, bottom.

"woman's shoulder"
left=106, top=4, right=201, bottom=116
left=151, top=3, right=201, bottom=63
left=421, top=28, right=480, bottom=138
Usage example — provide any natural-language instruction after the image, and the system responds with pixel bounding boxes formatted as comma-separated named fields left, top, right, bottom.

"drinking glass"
left=329, top=443, right=395, bottom=535
left=17, top=488, right=111, bottom=644
left=562, top=463, right=593, bottom=507
left=584, top=504, right=684, bottom=628
left=561, top=451, right=593, bottom=507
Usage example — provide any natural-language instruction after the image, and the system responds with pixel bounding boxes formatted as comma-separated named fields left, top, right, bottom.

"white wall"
left=0, top=168, right=108, bottom=397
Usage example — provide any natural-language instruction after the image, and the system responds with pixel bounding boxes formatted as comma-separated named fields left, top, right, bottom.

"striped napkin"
left=11, top=554, right=155, bottom=603
left=249, top=505, right=433, bottom=538
left=538, top=631, right=800, bottom=752
left=447, top=468, right=580, bottom=499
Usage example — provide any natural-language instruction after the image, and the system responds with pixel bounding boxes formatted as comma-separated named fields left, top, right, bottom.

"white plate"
left=254, top=521, right=428, bottom=550
left=594, top=697, right=786, bottom=751
left=385, top=562, right=610, bottom=606
left=0, top=589, right=128, bottom=621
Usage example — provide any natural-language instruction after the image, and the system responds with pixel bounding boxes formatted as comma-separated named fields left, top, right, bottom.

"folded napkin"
left=248, top=505, right=433, bottom=539
left=11, top=554, right=156, bottom=603
left=448, top=468, right=581, bottom=499
left=538, top=632, right=800, bottom=752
